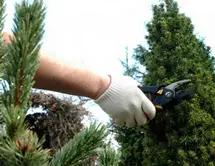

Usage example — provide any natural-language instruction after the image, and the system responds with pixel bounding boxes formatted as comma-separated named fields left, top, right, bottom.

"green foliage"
left=0, top=0, right=5, bottom=123
left=0, top=1, right=51, bottom=165
left=0, top=130, right=50, bottom=166
left=2, top=0, right=45, bottom=111
left=97, top=143, right=121, bottom=166
left=0, top=0, right=5, bottom=75
left=117, top=0, right=215, bottom=165
left=51, top=122, right=108, bottom=166
left=120, top=47, right=144, bottom=83
left=116, top=126, right=147, bottom=166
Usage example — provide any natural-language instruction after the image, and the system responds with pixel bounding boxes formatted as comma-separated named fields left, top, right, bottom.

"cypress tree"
left=117, top=0, right=215, bottom=165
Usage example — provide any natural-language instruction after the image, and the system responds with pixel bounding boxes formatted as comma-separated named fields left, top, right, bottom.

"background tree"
left=26, top=92, right=89, bottom=155
left=120, top=46, right=144, bottom=82
left=117, top=0, right=215, bottom=165
left=97, top=143, right=121, bottom=166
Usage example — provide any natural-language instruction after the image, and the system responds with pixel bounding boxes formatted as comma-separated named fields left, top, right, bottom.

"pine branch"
left=0, top=130, right=50, bottom=166
left=0, top=0, right=6, bottom=61
left=51, top=122, right=108, bottom=166
left=2, top=0, right=46, bottom=139
left=0, top=1, right=50, bottom=165
left=0, top=0, right=6, bottom=123
left=2, top=0, right=46, bottom=111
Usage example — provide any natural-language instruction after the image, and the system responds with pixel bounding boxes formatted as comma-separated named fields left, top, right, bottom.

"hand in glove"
left=95, top=76, right=156, bottom=127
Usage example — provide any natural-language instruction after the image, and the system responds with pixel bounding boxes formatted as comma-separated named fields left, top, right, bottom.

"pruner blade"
left=175, top=88, right=195, bottom=101
left=165, top=79, right=191, bottom=90
left=139, top=79, right=194, bottom=111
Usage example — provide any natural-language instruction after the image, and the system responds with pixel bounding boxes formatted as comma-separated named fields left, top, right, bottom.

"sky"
left=2, top=0, right=215, bottom=124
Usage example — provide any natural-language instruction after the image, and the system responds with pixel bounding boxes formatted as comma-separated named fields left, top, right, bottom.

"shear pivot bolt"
left=165, top=92, right=172, bottom=98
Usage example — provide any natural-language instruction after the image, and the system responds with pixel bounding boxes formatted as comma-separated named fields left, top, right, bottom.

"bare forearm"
left=34, top=54, right=110, bottom=99
left=3, top=32, right=110, bottom=99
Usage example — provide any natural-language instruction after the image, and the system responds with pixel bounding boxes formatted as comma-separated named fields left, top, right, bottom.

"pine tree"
left=117, top=0, right=215, bottom=165
left=0, top=0, right=108, bottom=165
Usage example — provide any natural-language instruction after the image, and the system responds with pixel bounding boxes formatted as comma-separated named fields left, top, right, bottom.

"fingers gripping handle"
left=139, top=86, right=165, bottom=110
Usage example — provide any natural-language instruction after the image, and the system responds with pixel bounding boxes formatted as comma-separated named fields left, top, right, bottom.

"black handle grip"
left=139, top=86, right=162, bottom=93
left=139, top=86, right=173, bottom=111
left=139, top=86, right=163, bottom=110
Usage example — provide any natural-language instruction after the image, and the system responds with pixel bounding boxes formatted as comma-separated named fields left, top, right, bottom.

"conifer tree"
left=97, top=143, right=121, bottom=166
left=0, top=0, right=108, bottom=165
left=117, top=0, right=215, bottom=165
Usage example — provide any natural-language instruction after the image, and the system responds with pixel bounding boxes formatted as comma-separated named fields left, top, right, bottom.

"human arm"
left=34, top=53, right=111, bottom=100
left=3, top=32, right=156, bottom=126
left=3, top=32, right=110, bottom=99
left=34, top=54, right=156, bottom=126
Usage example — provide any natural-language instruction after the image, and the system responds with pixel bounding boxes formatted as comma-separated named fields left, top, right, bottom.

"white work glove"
left=95, top=76, right=156, bottom=127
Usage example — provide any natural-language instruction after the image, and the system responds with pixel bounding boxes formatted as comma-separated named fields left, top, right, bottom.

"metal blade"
left=165, top=79, right=191, bottom=90
left=175, top=88, right=194, bottom=101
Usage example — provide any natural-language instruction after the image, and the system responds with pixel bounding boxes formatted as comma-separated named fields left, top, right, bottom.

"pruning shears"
left=139, top=79, right=194, bottom=110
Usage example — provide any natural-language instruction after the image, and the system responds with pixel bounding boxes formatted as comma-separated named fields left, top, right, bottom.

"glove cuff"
left=95, top=75, right=123, bottom=105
